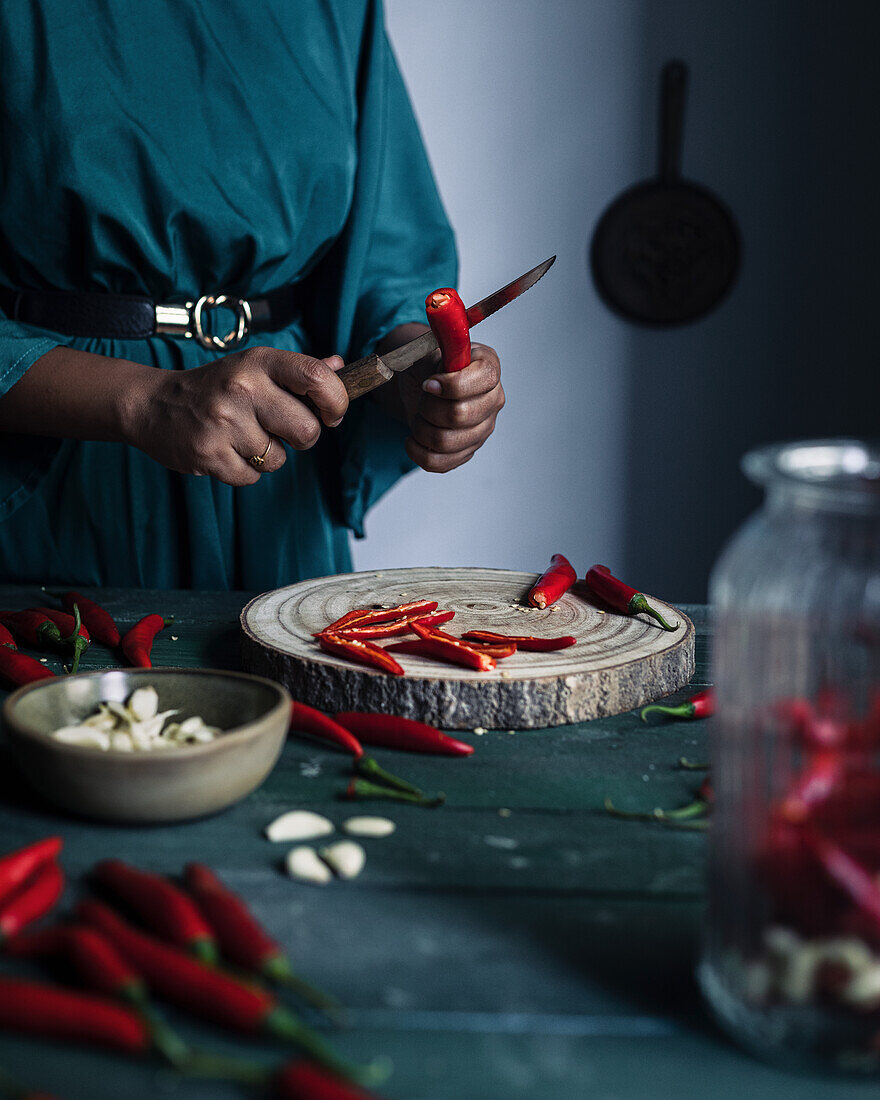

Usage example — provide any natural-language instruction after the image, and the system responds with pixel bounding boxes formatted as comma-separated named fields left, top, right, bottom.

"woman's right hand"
left=124, top=346, right=349, bottom=486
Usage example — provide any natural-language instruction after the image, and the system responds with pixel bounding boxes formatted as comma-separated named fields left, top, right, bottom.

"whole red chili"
left=334, top=713, right=473, bottom=756
left=640, top=688, right=715, bottom=722
left=584, top=565, right=678, bottom=631
left=527, top=554, right=577, bottom=610
left=276, top=1059, right=380, bottom=1100
left=120, top=614, right=171, bottom=668
left=0, top=622, right=16, bottom=648
left=53, top=590, right=121, bottom=647
left=777, top=749, right=843, bottom=824
left=460, top=631, right=576, bottom=652
left=0, top=976, right=150, bottom=1054
left=0, top=648, right=56, bottom=687
left=93, top=859, right=218, bottom=964
left=806, top=829, right=880, bottom=929
left=183, top=863, right=339, bottom=1016
left=78, top=900, right=365, bottom=1081
left=290, top=701, right=364, bottom=758
left=409, top=622, right=495, bottom=671
left=0, top=836, right=62, bottom=907
left=33, top=605, right=88, bottom=674
left=317, top=632, right=405, bottom=677
left=0, top=860, right=64, bottom=943
left=0, top=610, right=64, bottom=650
left=425, top=288, right=471, bottom=372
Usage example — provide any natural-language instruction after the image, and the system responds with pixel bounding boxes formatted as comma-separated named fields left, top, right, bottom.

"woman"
left=0, top=0, right=503, bottom=590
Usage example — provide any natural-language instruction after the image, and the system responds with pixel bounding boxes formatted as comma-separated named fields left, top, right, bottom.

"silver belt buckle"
left=155, top=294, right=252, bottom=350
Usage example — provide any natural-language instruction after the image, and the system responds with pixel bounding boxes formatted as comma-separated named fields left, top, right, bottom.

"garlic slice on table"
left=342, top=816, right=396, bottom=838
left=286, top=846, right=333, bottom=885
left=320, top=840, right=366, bottom=880
left=265, top=810, right=334, bottom=843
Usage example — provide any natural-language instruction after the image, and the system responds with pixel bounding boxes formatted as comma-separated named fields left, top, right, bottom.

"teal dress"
left=0, top=0, right=456, bottom=589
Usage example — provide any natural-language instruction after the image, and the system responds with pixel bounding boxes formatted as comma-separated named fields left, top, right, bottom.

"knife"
left=337, top=255, right=556, bottom=400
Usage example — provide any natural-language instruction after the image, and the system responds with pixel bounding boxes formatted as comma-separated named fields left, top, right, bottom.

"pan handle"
left=659, top=60, right=688, bottom=183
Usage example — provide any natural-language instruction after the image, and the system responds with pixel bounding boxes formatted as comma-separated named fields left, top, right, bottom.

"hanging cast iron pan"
left=590, top=60, right=740, bottom=326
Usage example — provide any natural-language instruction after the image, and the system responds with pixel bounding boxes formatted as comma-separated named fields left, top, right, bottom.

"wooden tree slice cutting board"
left=240, top=568, right=694, bottom=730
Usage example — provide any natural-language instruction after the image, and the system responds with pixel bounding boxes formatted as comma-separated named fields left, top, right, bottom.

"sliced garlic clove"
left=320, top=840, right=366, bottom=880
left=110, top=732, right=135, bottom=752
left=105, top=700, right=133, bottom=726
left=342, top=816, right=396, bottom=838
left=178, top=716, right=206, bottom=735
left=82, top=712, right=117, bottom=732
left=127, top=686, right=159, bottom=722
left=265, top=810, right=334, bottom=843
left=286, top=846, right=333, bottom=885
left=52, top=726, right=111, bottom=750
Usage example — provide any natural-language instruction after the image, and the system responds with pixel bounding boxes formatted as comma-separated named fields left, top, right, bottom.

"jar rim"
left=743, top=438, right=880, bottom=509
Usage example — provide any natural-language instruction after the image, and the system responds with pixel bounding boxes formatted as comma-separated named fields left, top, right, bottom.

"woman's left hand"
left=376, top=325, right=504, bottom=473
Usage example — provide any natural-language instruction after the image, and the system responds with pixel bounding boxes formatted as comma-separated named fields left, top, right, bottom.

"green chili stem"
left=261, top=952, right=343, bottom=1022
left=344, top=777, right=445, bottom=807
left=641, top=701, right=696, bottom=722
left=629, top=593, right=678, bottom=631
left=63, top=603, right=88, bottom=675
left=355, top=755, right=425, bottom=795
left=678, top=757, right=710, bottom=770
left=604, top=795, right=708, bottom=823
left=264, top=1007, right=386, bottom=1086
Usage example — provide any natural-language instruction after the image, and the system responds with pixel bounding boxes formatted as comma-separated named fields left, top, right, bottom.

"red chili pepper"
left=183, top=863, right=339, bottom=1016
left=0, top=861, right=64, bottom=943
left=120, top=614, right=171, bottom=668
left=32, top=606, right=88, bottom=674
left=777, top=749, right=843, bottom=824
left=0, top=647, right=56, bottom=687
left=317, top=632, right=405, bottom=677
left=276, top=1059, right=380, bottom=1100
left=0, top=610, right=64, bottom=650
left=527, top=554, right=577, bottom=610
left=386, top=639, right=517, bottom=660
left=698, top=775, right=714, bottom=804
left=460, top=631, right=576, bottom=652
left=0, top=622, right=16, bottom=648
left=77, top=900, right=365, bottom=1080
left=807, top=829, right=880, bottom=929
left=93, top=859, right=218, bottom=964
left=425, top=288, right=471, bottom=372
left=2, top=924, right=67, bottom=957
left=0, top=837, right=62, bottom=907
left=640, top=688, right=715, bottom=722
left=337, top=609, right=455, bottom=641
left=290, top=701, right=364, bottom=758
left=409, top=622, right=495, bottom=671
left=54, top=591, right=121, bottom=648
left=0, top=976, right=150, bottom=1054
left=333, top=713, right=473, bottom=756
left=318, top=602, right=439, bottom=636
left=584, top=565, right=678, bottom=631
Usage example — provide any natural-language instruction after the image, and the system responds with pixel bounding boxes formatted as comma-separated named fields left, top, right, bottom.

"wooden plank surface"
left=241, top=569, right=695, bottom=728
left=0, top=587, right=876, bottom=1099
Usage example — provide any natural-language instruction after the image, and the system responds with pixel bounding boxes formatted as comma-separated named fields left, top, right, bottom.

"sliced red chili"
left=386, top=639, right=516, bottom=660
left=425, top=288, right=471, bottom=372
left=93, top=859, right=219, bottom=964
left=317, top=632, right=405, bottom=677
left=183, top=863, right=339, bottom=1016
left=0, top=976, right=150, bottom=1054
left=337, top=608, right=454, bottom=641
left=640, top=688, right=715, bottom=722
left=334, top=713, right=473, bottom=756
left=0, top=836, right=62, bottom=907
left=527, top=553, right=577, bottom=610
left=318, top=602, right=439, bottom=636
left=0, top=861, right=64, bottom=944
left=460, top=631, right=576, bottom=652
left=120, top=614, right=171, bottom=668
left=585, top=565, right=678, bottom=631
left=807, top=829, right=880, bottom=929
left=410, top=622, right=495, bottom=671
left=777, top=749, right=843, bottom=824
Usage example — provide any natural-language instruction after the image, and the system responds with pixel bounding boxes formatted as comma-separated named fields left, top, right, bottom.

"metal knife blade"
left=380, top=255, right=556, bottom=374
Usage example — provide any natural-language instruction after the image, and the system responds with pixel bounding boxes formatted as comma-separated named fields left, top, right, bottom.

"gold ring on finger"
left=249, top=438, right=272, bottom=470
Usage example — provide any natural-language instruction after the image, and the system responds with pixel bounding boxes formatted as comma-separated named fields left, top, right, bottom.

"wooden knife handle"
left=338, top=353, right=394, bottom=401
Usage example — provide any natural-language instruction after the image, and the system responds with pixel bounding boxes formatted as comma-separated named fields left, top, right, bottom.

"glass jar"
left=700, top=439, right=880, bottom=1073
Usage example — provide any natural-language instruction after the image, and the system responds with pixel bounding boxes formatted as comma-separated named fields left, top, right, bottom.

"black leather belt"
left=0, top=285, right=302, bottom=350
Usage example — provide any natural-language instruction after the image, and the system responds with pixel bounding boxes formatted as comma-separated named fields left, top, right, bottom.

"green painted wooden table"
left=0, top=587, right=873, bottom=1099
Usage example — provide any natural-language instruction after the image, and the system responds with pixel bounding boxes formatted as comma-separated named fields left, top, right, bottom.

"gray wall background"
left=352, top=0, right=880, bottom=602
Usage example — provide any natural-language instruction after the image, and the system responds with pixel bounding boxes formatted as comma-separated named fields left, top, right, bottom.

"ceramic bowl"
left=2, top=668, right=290, bottom=823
